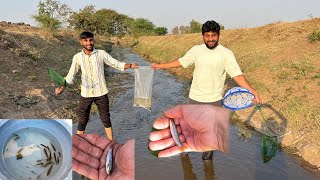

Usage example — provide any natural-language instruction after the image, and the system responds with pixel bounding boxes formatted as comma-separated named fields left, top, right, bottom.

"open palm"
left=72, top=134, right=134, bottom=180
left=149, top=104, right=231, bottom=157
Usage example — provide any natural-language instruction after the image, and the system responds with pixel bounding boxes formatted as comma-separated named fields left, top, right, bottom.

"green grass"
left=308, top=30, right=320, bottom=42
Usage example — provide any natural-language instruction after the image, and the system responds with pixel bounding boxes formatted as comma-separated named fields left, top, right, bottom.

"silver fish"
left=106, top=147, right=113, bottom=175
left=169, top=118, right=183, bottom=147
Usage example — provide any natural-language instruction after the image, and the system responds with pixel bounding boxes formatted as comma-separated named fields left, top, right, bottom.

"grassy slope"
left=132, top=18, right=320, bottom=167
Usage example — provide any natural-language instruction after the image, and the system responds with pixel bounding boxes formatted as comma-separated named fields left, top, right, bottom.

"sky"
left=0, top=0, right=319, bottom=31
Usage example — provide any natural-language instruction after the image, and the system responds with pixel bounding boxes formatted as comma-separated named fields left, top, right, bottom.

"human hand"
left=252, top=92, right=262, bottom=106
left=54, top=86, right=65, bottom=95
left=72, top=134, right=135, bottom=180
left=131, top=63, right=138, bottom=69
left=151, top=63, right=162, bottom=70
left=149, top=104, right=231, bottom=157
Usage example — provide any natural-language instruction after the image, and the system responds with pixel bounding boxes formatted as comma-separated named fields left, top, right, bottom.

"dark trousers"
left=188, top=98, right=222, bottom=160
left=77, top=94, right=111, bottom=131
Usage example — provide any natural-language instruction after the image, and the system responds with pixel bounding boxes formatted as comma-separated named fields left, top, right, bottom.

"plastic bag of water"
left=134, top=66, right=154, bottom=110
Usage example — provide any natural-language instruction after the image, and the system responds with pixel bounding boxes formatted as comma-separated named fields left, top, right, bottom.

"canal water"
left=72, top=47, right=320, bottom=180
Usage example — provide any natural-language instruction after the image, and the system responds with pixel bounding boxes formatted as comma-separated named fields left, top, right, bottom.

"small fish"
left=25, top=166, right=30, bottom=168
left=50, top=142, right=56, bottom=151
left=31, top=171, right=37, bottom=175
left=43, top=161, right=53, bottom=167
left=48, top=150, right=52, bottom=161
left=56, top=156, right=59, bottom=164
left=54, top=152, right=57, bottom=163
left=40, top=144, right=47, bottom=148
left=47, top=164, right=54, bottom=176
left=169, top=118, right=183, bottom=147
left=44, top=148, right=48, bottom=158
left=36, top=174, right=42, bottom=180
left=13, top=136, right=20, bottom=141
left=34, top=162, right=44, bottom=166
left=18, top=147, right=24, bottom=153
left=106, top=147, right=113, bottom=175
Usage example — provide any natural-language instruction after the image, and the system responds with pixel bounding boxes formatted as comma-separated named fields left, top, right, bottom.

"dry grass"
left=131, top=18, right=320, bottom=142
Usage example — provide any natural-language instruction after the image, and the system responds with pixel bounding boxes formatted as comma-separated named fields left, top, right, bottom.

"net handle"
left=256, top=105, right=271, bottom=136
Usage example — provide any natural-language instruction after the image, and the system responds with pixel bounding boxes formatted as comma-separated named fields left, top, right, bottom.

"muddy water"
left=72, top=47, right=320, bottom=180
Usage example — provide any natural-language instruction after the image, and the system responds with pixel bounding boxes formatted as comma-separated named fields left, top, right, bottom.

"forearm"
left=158, top=60, right=182, bottom=69
left=232, top=75, right=257, bottom=94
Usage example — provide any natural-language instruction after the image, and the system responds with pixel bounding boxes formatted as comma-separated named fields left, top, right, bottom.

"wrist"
left=129, top=64, right=132, bottom=68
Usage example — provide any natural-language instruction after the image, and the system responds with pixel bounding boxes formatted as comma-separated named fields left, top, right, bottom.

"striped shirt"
left=65, top=49, right=126, bottom=97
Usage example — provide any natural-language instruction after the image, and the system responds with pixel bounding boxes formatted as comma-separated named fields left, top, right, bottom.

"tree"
left=131, top=18, right=155, bottom=36
left=179, top=25, right=190, bottom=34
left=32, top=0, right=72, bottom=30
left=69, top=7, right=134, bottom=37
left=189, top=19, right=202, bottom=33
left=172, top=26, right=179, bottom=34
left=154, top=27, right=167, bottom=35
left=68, top=5, right=97, bottom=32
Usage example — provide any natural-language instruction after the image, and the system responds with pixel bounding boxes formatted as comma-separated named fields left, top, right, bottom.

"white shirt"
left=65, top=49, right=126, bottom=97
left=179, top=44, right=243, bottom=102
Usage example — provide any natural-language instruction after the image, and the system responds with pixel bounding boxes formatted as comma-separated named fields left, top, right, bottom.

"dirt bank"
left=0, top=24, right=132, bottom=123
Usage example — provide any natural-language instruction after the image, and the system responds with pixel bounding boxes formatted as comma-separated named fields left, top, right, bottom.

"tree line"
left=32, top=0, right=224, bottom=36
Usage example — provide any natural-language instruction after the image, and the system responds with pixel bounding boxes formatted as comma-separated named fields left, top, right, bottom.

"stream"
left=72, top=47, right=320, bottom=180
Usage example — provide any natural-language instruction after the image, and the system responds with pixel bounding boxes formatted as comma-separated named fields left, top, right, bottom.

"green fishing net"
left=48, top=67, right=66, bottom=87
left=256, top=105, right=278, bottom=163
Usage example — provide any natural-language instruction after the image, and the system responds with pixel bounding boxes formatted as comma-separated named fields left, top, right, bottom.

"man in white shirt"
left=151, top=20, right=261, bottom=160
left=55, top=31, right=138, bottom=140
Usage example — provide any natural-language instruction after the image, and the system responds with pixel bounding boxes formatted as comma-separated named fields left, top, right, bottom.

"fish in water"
left=50, top=142, right=56, bottom=151
left=106, top=147, right=113, bottom=175
left=169, top=118, right=183, bottom=147
left=47, top=164, right=54, bottom=176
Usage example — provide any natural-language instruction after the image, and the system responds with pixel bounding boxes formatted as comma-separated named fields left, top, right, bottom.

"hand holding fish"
left=72, top=134, right=134, bottom=180
left=149, top=104, right=231, bottom=157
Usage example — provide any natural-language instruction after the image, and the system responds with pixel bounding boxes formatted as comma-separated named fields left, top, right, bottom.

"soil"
left=0, top=23, right=132, bottom=123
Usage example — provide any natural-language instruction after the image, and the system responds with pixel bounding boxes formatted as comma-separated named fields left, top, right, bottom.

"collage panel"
left=0, top=119, right=72, bottom=180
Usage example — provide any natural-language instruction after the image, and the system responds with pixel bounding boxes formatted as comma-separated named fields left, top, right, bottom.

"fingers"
left=163, top=105, right=184, bottom=119
left=72, top=159, right=99, bottom=180
left=149, top=127, right=182, bottom=141
left=54, top=86, right=64, bottom=95
left=149, top=134, right=185, bottom=151
left=72, top=146, right=100, bottom=169
left=72, top=135, right=104, bottom=159
left=152, top=105, right=183, bottom=130
left=132, top=63, right=138, bottom=68
left=158, top=144, right=191, bottom=158
left=77, top=134, right=111, bottom=150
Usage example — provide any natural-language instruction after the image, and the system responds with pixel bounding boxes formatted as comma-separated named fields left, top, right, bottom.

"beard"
left=83, top=44, right=94, bottom=51
left=205, top=41, right=219, bottom=49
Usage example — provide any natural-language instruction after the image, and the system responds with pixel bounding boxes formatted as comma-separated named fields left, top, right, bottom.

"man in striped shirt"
left=55, top=31, right=138, bottom=140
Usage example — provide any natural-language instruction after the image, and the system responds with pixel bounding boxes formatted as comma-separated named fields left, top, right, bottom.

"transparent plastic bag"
left=134, top=66, right=154, bottom=110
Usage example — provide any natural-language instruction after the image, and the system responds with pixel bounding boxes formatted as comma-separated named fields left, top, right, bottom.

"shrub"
left=308, top=30, right=320, bottom=42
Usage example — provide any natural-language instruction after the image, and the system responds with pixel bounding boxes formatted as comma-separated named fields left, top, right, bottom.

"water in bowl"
left=2, top=127, right=63, bottom=180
